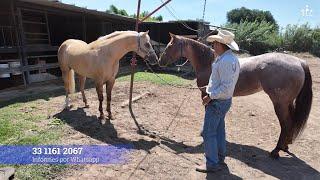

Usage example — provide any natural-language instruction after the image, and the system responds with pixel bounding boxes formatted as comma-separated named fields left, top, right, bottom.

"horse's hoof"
left=270, top=150, right=280, bottom=159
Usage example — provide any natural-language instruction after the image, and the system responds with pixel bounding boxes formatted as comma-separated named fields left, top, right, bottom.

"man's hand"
left=202, top=95, right=211, bottom=106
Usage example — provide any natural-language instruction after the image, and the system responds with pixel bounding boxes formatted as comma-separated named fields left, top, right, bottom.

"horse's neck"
left=184, top=41, right=213, bottom=87
left=184, top=40, right=213, bottom=70
left=98, top=34, right=138, bottom=63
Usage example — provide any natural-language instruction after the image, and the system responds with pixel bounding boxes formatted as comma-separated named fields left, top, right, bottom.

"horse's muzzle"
left=146, top=52, right=159, bottom=66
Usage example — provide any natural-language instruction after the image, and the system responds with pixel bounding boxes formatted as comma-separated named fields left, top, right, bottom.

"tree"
left=118, top=9, right=128, bottom=16
left=155, top=15, right=163, bottom=21
left=106, top=5, right=163, bottom=22
left=227, top=7, right=278, bottom=30
left=106, top=5, right=128, bottom=16
left=226, top=21, right=282, bottom=55
left=137, top=11, right=163, bottom=22
left=106, top=5, right=119, bottom=14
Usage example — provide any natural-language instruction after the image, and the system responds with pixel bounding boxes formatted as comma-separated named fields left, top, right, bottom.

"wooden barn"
left=0, top=0, right=208, bottom=90
left=0, top=0, right=135, bottom=90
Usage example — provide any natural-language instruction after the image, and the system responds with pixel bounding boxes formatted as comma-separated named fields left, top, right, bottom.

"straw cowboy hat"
left=206, top=29, right=239, bottom=51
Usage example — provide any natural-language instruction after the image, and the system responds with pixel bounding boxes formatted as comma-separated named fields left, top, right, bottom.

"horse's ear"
left=141, top=30, right=149, bottom=36
left=169, top=32, right=176, bottom=38
left=169, top=32, right=177, bottom=42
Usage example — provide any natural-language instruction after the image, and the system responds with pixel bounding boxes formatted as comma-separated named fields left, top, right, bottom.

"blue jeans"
left=203, top=98, right=232, bottom=167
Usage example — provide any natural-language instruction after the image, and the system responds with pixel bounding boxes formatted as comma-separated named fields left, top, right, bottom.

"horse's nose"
left=158, top=59, right=167, bottom=67
left=148, top=53, right=159, bottom=66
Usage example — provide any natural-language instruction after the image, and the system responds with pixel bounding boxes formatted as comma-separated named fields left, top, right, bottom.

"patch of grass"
left=0, top=99, right=68, bottom=179
left=0, top=103, right=33, bottom=144
left=13, top=129, right=62, bottom=145
left=48, top=117, right=65, bottom=126
left=0, top=101, right=60, bottom=145
left=15, top=164, right=68, bottom=180
left=116, top=71, right=192, bottom=86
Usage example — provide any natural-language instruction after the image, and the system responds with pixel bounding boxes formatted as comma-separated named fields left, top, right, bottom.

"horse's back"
left=254, top=53, right=305, bottom=100
left=239, top=53, right=305, bottom=75
left=258, top=53, right=303, bottom=67
left=58, top=39, right=99, bottom=78
left=255, top=53, right=305, bottom=79
left=58, top=39, right=93, bottom=66
left=235, top=53, right=306, bottom=97
left=59, top=39, right=89, bottom=56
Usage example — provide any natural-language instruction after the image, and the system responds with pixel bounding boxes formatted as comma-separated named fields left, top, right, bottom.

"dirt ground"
left=26, top=53, right=320, bottom=179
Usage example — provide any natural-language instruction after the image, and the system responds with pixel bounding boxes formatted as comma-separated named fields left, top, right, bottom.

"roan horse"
left=159, top=33, right=313, bottom=159
left=58, top=31, right=158, bottom=120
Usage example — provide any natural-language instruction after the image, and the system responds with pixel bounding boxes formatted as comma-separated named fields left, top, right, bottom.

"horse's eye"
left=145, top=43, right=151, bottom=49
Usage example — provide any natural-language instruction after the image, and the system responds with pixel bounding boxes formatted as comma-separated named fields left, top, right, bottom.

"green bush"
left=225, top=22, right=320, bottom=57
left=226, top=21, right=282, bottom=55
left=311, top=28, right=320, bottom=57
left=282, top=24, right=313, bottom=52
left=281, top=24, right=320, bottom=57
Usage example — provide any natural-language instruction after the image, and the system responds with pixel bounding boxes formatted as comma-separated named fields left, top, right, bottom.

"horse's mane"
left=178, top=36, right=215, bottom=66
left=97, top=31, right=136, bottom=41
left=89, top=31, right=138, bottom=48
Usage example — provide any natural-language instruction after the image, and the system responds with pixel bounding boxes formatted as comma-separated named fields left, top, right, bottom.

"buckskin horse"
left=158, top=33, right=313, bottom=158
left=58, top=31, right=158, bottom=120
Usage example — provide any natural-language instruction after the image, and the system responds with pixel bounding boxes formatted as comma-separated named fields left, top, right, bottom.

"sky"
left=61, top=0, right=319, bottom=29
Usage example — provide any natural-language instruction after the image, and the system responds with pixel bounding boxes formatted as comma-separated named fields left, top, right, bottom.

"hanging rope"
left=202, top=0, right=207, bottom=21
left=160, top=0, right=200, bottom=32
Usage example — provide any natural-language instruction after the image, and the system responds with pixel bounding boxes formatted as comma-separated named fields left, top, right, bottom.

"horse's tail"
left=58, top=42, right=75, bottom=94
left=291, top=61, right=313, bottom=141
left=65, top=69, right=75, bottom=94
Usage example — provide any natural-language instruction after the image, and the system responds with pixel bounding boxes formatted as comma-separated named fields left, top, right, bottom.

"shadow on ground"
left=163, top=139, right=320, bottom=179
left=53, top=107, right=319, bottom=179
left=53, top=108, right=239, bottom=179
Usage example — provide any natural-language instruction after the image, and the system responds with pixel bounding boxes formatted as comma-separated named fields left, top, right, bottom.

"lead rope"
left=202, top=0, right=207, bottom=21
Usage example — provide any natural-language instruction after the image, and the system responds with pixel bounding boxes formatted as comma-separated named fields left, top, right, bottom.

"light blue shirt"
left=206, top=49, right=240, bottom=100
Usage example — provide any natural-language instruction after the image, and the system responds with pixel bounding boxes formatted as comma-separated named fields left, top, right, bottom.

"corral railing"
left=0, top=26, right=15, bottom=48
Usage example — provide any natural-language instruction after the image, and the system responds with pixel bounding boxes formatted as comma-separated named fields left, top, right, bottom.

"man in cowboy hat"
left=196, top=29, right=240, bottom=173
